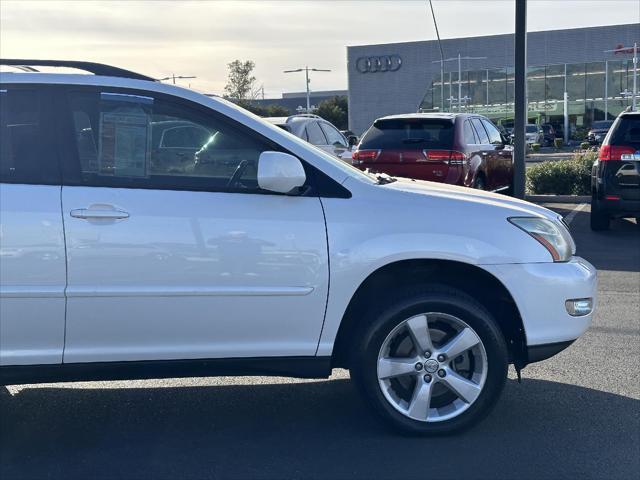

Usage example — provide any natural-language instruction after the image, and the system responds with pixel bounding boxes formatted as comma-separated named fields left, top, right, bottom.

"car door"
left=0, top=85, right=66, bottom=365
left=469, top=117, right=497, bottom=189
left=481, top=118, right=512, bottom=190
left=59, top=86, right=329, bottom=363
left=319, top=121, right=349, bottom=158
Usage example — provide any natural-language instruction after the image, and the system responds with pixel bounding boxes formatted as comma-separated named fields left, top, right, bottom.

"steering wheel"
left=226, top=160, right=250, bottom=188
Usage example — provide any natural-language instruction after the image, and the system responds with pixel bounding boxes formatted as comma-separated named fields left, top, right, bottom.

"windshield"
left=526, top=125, right=538, bottom=133
left=592, top=121, right=613, bottom=130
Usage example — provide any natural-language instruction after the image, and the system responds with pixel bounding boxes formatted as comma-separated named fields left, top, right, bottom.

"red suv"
left=352, top=113, right=513, bottom=192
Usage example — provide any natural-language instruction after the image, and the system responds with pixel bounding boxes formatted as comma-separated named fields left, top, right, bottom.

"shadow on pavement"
left=1, top=378, right=638, bottom=480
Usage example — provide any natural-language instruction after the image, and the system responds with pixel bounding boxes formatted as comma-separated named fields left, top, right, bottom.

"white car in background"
left=0, top=59, right=596, bottom=435
left=265, top=114, right=354, bottom=160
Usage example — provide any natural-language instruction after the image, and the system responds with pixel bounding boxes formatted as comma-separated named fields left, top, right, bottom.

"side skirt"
left=0, top=356, right=332, bottom=386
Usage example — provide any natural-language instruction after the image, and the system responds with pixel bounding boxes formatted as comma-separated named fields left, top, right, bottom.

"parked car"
left=0, top=60, right=596, bottom=435
left=539, top=123, right=556, bottom=146
left=352, top=113, right=513, bottom=193
left=265, top=114, right=351, bottom=160
left=587, top=120, right=614, bottom=145
left=525, top=124, right=542, bottom=146
left=590, top=110, right=640, bottom=230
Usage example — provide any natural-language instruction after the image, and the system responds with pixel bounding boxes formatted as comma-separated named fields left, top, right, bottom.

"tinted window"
left=0, top=88, right=59, bottom=184
left=463, top=120, right=478, bottom=144
left=360, top=118, right=454, bottom=149
left=481, top=119, right=503, bottom=145
left=470, top=118, right=490, bottom=144
left=319, top=122, right=347, bottom=147
left=592, top=120, right=613, bottom=130
left=66, top=90, right=272, bottom=192
left=306, top=121, right=327, bottom=145
left=610, top=115, right=640, bottom=149
left=526, top=125, right=538, bottom=133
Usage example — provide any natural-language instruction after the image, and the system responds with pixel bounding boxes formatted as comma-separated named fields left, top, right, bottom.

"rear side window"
left=0, top=88, right=59, bottom=184
left=360, top=118, right=454, bottom=149
left=305, top=121, right=327, bottom=145
left=64, top=89, right=273, bottom=192
left=463, top=120, right=478, bottom=144
left=610, top=115, right=640, bottom=149
left=470, top=118, right=490, bottom=144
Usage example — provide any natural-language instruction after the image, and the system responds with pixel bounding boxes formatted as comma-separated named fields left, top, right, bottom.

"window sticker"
left=98, top=108, right=150, bottom=177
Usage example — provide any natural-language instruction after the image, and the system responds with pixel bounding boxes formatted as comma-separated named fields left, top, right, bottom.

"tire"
left=350, top=284, right=508, bottom=435
left=590, top=193, right=610, bottom=231
left=473, top=175, right=486, bottom=191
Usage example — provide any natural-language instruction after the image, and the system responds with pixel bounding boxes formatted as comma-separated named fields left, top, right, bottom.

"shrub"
left=553, top=138, right=563, bottom=149
left=531, top=143, right=541, bottom=152
left=526, top=151, right=596, bottom=195
left=580, top=141, right=591, bottom=150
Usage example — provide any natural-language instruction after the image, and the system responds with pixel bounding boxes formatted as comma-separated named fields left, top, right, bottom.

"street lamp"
left=158, top=74, right=197, bottom=84
left=432, top=54, right=486, bottom=111
left=283, top=67, right=331, bottom=113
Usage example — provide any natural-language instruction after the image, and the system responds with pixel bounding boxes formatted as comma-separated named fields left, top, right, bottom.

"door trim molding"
left=64, top=286, right=315, bottom=297
left=0, top=356, right=332, bottom=385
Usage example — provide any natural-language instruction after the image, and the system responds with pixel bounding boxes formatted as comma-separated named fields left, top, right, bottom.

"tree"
left=224, top=60, right=258, bottom=102
left=315, top=96, right=348, bottom=130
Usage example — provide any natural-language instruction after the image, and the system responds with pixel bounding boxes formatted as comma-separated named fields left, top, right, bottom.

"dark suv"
left=352, top=113, right=513, bottom=192
left=590, top=111, right=640, bottom=230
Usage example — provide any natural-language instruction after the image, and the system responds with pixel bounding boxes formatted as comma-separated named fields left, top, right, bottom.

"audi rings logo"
left=355, top=55, right=402, bottom=74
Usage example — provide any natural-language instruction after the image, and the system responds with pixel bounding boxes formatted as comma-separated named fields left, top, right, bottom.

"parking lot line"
left=563, top=203, right=588, bottom=226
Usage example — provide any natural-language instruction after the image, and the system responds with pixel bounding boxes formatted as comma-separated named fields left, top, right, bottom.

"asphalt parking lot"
left=1, top=204, right=638, bottom=480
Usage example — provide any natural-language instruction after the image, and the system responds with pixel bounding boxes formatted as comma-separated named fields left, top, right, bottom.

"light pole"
left=432, top=54, right=486, bottom=110
left=428, top=0, right=445, bottom=112
left=158, top=74, right=197, bottom=84
left=283, top=67, right=331, bottom=113
left=605, top=43, right=638, bottom=111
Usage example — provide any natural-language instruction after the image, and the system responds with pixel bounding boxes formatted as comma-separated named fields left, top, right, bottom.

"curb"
left=525, top=195, right=590, bottom=204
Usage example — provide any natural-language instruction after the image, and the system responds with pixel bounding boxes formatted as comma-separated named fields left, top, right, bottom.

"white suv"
left=0, top=60, right=596, bottom=435
left=264, top=114, right=352, bottom=159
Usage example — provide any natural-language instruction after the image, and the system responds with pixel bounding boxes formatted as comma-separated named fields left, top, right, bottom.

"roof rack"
left=0, top=59, right=156, bottom=82
left=288, top=113, right=321, bottom=120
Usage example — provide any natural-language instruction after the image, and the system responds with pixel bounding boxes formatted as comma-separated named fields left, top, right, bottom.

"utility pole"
left=284, top=66, right=331, bottom=113
left=513, top=0, right=527, bottom=199
left=428, top=0, right=445, bottom=112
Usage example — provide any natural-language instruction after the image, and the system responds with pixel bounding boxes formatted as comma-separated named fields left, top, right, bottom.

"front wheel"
left=350, top=285, right=508, bottom=435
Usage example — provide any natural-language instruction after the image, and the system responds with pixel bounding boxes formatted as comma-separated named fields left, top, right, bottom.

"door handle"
left=70, top=207, right=130, bottom=220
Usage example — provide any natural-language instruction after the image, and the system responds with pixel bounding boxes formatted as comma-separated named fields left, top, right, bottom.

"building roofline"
left=346, top=22, right=639, bottom=50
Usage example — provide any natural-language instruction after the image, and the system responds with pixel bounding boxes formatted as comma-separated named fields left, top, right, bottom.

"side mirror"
left=257, top=151, right=306, bottom=194
left=347, top=135, right=359, bottom=147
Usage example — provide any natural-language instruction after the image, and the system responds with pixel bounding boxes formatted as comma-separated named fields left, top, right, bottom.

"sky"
left=1, top=0, right=638, bottom=97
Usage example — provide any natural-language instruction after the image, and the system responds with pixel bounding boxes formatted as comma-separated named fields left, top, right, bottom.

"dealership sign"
left=355, top=55, right=402, bottom=73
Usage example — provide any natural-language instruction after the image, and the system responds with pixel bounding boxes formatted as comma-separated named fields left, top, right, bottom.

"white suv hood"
left=382, top=178, right=560, bottom=222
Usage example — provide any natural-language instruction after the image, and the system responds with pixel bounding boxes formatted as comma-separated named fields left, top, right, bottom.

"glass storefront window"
left=585, top=62, right=605, bottom=102
left=566, top=63, right=586, bottom=102
left=545, top=64, right=565, bottom=101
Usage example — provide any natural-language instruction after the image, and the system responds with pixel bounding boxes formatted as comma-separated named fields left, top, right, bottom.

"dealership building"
left=347, top=23, right=639, bottom=137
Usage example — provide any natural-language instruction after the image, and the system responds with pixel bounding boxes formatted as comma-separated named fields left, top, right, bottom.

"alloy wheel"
left=377, top=313, right=488, bottom=422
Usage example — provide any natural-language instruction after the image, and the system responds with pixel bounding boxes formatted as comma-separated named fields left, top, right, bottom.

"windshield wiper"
left=376, top=173, right=397, bottom=184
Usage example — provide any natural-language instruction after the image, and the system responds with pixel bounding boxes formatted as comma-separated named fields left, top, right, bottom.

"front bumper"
left=482, top=257, right=597, bottom=350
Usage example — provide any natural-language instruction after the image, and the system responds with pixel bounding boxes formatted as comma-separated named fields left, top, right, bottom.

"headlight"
left=508, top=217, right=575, bottom=262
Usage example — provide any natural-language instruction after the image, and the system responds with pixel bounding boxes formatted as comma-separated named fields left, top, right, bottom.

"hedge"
left=526, top=151, right=596, bottom=195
